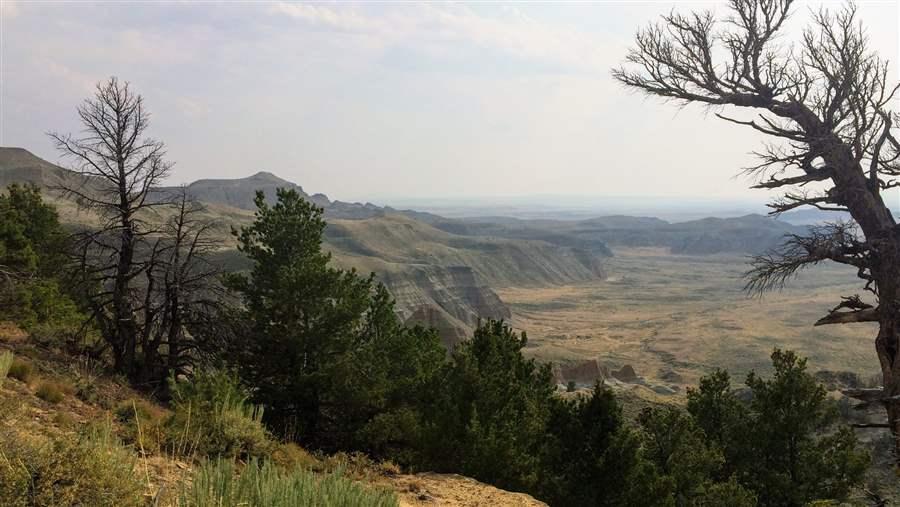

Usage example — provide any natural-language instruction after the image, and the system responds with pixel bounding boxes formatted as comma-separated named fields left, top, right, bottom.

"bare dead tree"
left=50, top=77, right=170, bottom=377
left=49, top=78, right=223, bottom=387
left=614, top=0, right=900, bottom=455
left=146, top=188, right=226, bottom=384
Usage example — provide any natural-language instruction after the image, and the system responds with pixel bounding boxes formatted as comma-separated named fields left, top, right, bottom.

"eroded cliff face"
left=378, top=266, right=511, bottom=347
left=551, top=359, right=609, bottom=387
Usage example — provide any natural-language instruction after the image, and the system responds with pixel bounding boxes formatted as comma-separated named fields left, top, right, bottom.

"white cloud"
left=269, top=2, right=382, bottom=33
left=267, top=2, right=612, bottom=73
left=40, top=60, right=96, bottom=95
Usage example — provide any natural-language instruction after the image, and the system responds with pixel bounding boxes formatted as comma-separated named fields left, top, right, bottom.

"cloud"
left=266, top=2, right=611, bottom=74
left=40, top=60, right=97, bottom=95
left=269, top=3, right=383, bottom=33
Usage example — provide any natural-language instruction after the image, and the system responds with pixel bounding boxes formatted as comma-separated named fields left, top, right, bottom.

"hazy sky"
left=2, top=1, right=898, bottom=204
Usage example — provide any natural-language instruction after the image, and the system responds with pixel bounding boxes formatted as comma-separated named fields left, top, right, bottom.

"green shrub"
left=687, top=349, right=869, bottom=505
left=0, top=351, right=12, bottom=387
left=0, top=279, right=87, bottom=348
left=7, top=359, right=32, bottom=383
left=168, top=369, right=274, bottom=460
left=0, top=424, right=144, bottom=506
left=419, top=320, right=555, bottom=493
left=35, top=381, right=65, bottom=404
left=178, top=458, right=398, bottom=507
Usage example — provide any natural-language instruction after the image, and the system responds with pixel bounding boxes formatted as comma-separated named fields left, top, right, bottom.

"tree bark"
left=875, top=236, right=900, bottom=457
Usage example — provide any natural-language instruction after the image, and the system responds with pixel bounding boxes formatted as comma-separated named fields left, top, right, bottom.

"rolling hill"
left=1, top=146, right=811, bottom=344
left=0, top=147, right=607, bottom=344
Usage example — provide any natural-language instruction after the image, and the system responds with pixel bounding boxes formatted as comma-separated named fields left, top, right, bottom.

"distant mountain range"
left=418, top=212, right=808, bottom=256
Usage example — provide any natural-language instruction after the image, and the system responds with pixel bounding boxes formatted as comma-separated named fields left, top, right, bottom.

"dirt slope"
left=0, top=322, right=546, bottom=506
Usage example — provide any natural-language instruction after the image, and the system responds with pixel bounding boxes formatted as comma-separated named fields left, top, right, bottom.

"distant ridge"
left=424, top=212, right=808, bottom=255
left=0, top=146, right=609, bottom=344
left=0, top=147, right=74, bottom=188
left=0, top=147, right=408, bottom=220
left=163, top=171, right=319, bottom=211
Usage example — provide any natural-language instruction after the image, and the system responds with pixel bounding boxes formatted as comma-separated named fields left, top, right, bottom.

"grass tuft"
left=35, top=381, right=66, bottom=404
left=114, top=398, right=168, bottom=455
left=6, top=358, right=33, bottom=384
left=0, top=422, right=144, bottom=506
left=178, top=458, right=399, bottom=507
left=167, top=370, right=274, bottom=460
left=0, top=351, right=12, bottom=388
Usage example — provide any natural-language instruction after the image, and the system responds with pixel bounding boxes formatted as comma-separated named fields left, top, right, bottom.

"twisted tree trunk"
left=875, top=241, right=900, bottom=455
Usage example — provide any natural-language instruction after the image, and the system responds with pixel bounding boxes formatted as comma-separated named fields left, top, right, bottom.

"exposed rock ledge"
left=390, top=472, right=547, bottom=507
left=379, top=265, right=511, bottom=347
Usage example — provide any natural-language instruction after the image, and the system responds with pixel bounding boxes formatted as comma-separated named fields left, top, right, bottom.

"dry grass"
left=0, top=423, right=145, bottom=506
left=0, top=350, right=12, bottom=387
left=7, top=358, right=34, bottom=384
left=36, top=381, right=68, bottom=404
left=501, top=248, right=876, bottom=392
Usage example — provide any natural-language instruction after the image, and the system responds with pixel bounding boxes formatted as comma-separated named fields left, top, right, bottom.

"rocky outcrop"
left=814, top=370, right=861, bottom=390
left=551, top=359, right=609, bottom=387
left=611, top=364, right=638, bottom=382
left=379, top=266, right=510, bottom=347
left=389, top=472, right=547, bottom=507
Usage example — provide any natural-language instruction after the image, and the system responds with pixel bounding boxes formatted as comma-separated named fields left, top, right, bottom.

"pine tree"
left=227, top=188, right=444, bottom=454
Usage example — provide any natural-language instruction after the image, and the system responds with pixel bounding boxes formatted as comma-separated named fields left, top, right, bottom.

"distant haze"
left=379, top=194, right=771, bottom=222
left=2, top=1, right=898, bottom=205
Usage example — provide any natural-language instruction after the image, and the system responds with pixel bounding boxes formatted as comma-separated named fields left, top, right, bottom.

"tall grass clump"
left=0, top=351, right=12, bottom=387
left=0, top=422, right=144, bottom=506
left=35, top=381, right=66, bottom=404
left=115, top=398, right=169, bottom=455
left=179, top=458, right=398, bottom=507
left=6, top=358, right=33, bottom=383
left=167, top=369, right=273, bottom=460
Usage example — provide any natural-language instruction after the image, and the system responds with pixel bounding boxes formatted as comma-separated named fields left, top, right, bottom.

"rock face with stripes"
left=379, top=266, right=511, bottom=348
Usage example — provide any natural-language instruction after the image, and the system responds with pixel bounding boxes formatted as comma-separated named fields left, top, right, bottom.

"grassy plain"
left=499, top=247, right=878, bottom=390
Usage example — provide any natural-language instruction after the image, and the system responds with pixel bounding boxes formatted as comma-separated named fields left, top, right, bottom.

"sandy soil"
left=500, top=247, right=877, bottom=390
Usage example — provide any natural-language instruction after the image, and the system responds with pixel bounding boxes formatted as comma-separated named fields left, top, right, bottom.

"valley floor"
left=500, top=247, right=877, bottom=391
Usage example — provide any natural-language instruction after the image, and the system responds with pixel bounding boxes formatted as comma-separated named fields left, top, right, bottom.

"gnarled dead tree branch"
left=615, top=0, right=900, bottom=459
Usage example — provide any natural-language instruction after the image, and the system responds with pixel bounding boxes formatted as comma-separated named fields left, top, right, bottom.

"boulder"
left=658, top=368, right=683, bottom=384
left=611, top=364, right=638, bottom=382
left=551, top=359, right=608, bottom=387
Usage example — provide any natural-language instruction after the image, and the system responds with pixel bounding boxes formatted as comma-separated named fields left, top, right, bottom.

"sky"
left=1, top=1, right=899, bottom=205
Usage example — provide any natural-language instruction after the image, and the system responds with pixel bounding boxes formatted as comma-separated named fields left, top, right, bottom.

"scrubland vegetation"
left=0, top=177, right=877, bottom=506
left=3, top=0, right=900, bottom=503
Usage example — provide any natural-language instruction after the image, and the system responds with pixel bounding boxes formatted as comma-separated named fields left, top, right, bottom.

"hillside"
left=212, top=213, right=605, bottom=346
left=167, top=171, right=330, bottom=210
left=0, top=324, right=547, bottom=507
left=0, top=147, right=607, bottom=344
left=0, top=147, right=81, bottom=188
